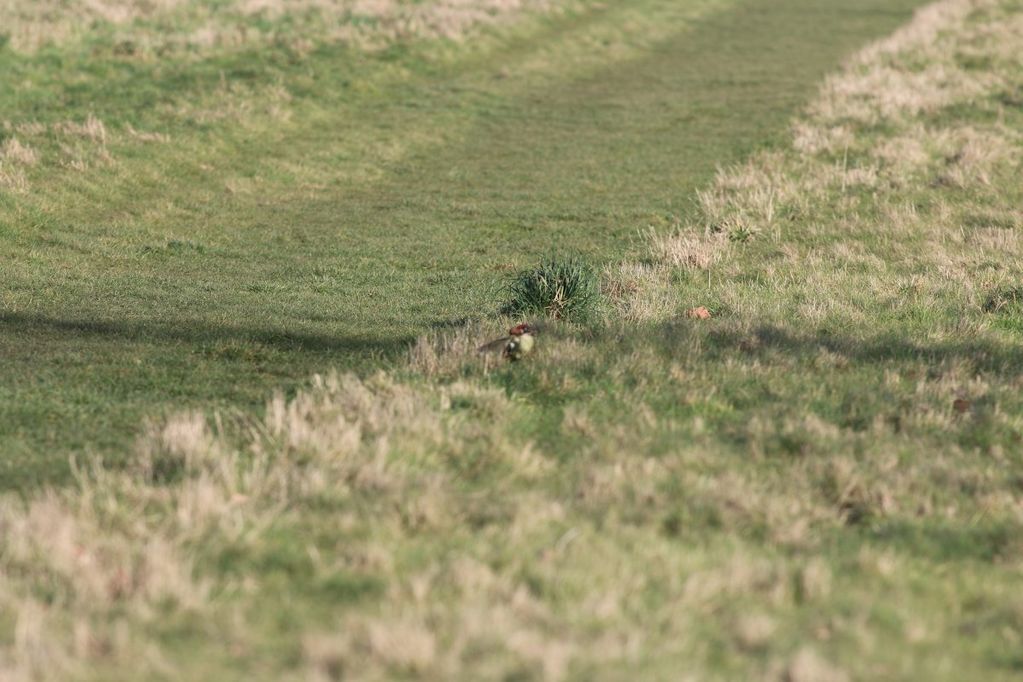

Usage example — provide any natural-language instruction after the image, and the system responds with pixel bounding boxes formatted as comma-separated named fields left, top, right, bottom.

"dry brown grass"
left=0, top=116, right=123, bottom=191
left=601, top=260, right=681, bottom=322
left=0, top=137, right=39, bottom=192
left=0, top=0, right=566, bottom=54
left=812, top=0, right=1008, bottom=125
left=407, top=319, right=511, bottom=376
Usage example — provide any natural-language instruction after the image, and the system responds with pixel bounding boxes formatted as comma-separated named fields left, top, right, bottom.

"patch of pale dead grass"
left=601, top=260, right=681, bottom=322
left=0, top=0, right=566, bottom=53
left=0, top=138, right=39, bottom=193
left=0, top=115, right=143, bottom=191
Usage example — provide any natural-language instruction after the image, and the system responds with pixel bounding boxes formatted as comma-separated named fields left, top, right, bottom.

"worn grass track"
left=0, top=0, right=924, bottom=485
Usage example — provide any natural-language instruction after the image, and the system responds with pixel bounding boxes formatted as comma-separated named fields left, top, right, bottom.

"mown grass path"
left=0, top=0, right=924, bottom=485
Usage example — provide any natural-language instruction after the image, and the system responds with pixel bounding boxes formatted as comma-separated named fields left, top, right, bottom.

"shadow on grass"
left=701, top=324, right=1023, bottom=374
left=866, top=520, right=1018, bottom=563
left=0, top=310, right=416, bottom=489
left=0, top=310, right=413, bottom=358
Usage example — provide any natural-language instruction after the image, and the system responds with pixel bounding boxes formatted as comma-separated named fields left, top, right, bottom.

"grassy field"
left=4, top=0, right=1023, bottom=679
left=0, top=0, right=926, bottom=486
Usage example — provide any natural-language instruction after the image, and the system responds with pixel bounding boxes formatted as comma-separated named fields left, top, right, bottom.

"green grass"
left=501, top=255, right=602, bottom=321
left=9, top=0, right=1023, bottom=679
left=0, top=0, right=926, bottom=487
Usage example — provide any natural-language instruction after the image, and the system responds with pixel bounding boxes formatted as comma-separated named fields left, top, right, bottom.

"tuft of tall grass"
left=501, top=254, right=602, bottom=322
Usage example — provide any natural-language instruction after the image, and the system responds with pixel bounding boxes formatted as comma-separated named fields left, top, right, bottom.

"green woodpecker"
left=478, top=323, right=537, bottom=361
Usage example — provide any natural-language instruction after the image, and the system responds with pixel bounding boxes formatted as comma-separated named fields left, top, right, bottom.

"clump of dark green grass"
left=501, top=254, right=602, bottom=322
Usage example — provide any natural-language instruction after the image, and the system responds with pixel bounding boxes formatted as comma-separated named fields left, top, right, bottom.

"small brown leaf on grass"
left=686, top=306, right=712, bottom=320
left=953, top=398, right=971, bottom=414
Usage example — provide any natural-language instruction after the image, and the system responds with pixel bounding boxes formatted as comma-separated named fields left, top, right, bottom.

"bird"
left=477, top=322, right=537, bottom=361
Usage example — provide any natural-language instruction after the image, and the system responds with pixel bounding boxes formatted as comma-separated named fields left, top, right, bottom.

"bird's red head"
left=509, top=323, right=534, bottom=336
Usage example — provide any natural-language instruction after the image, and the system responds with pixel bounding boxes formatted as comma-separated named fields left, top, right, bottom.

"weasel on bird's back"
left=478, top=323, right=537, bottom=361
